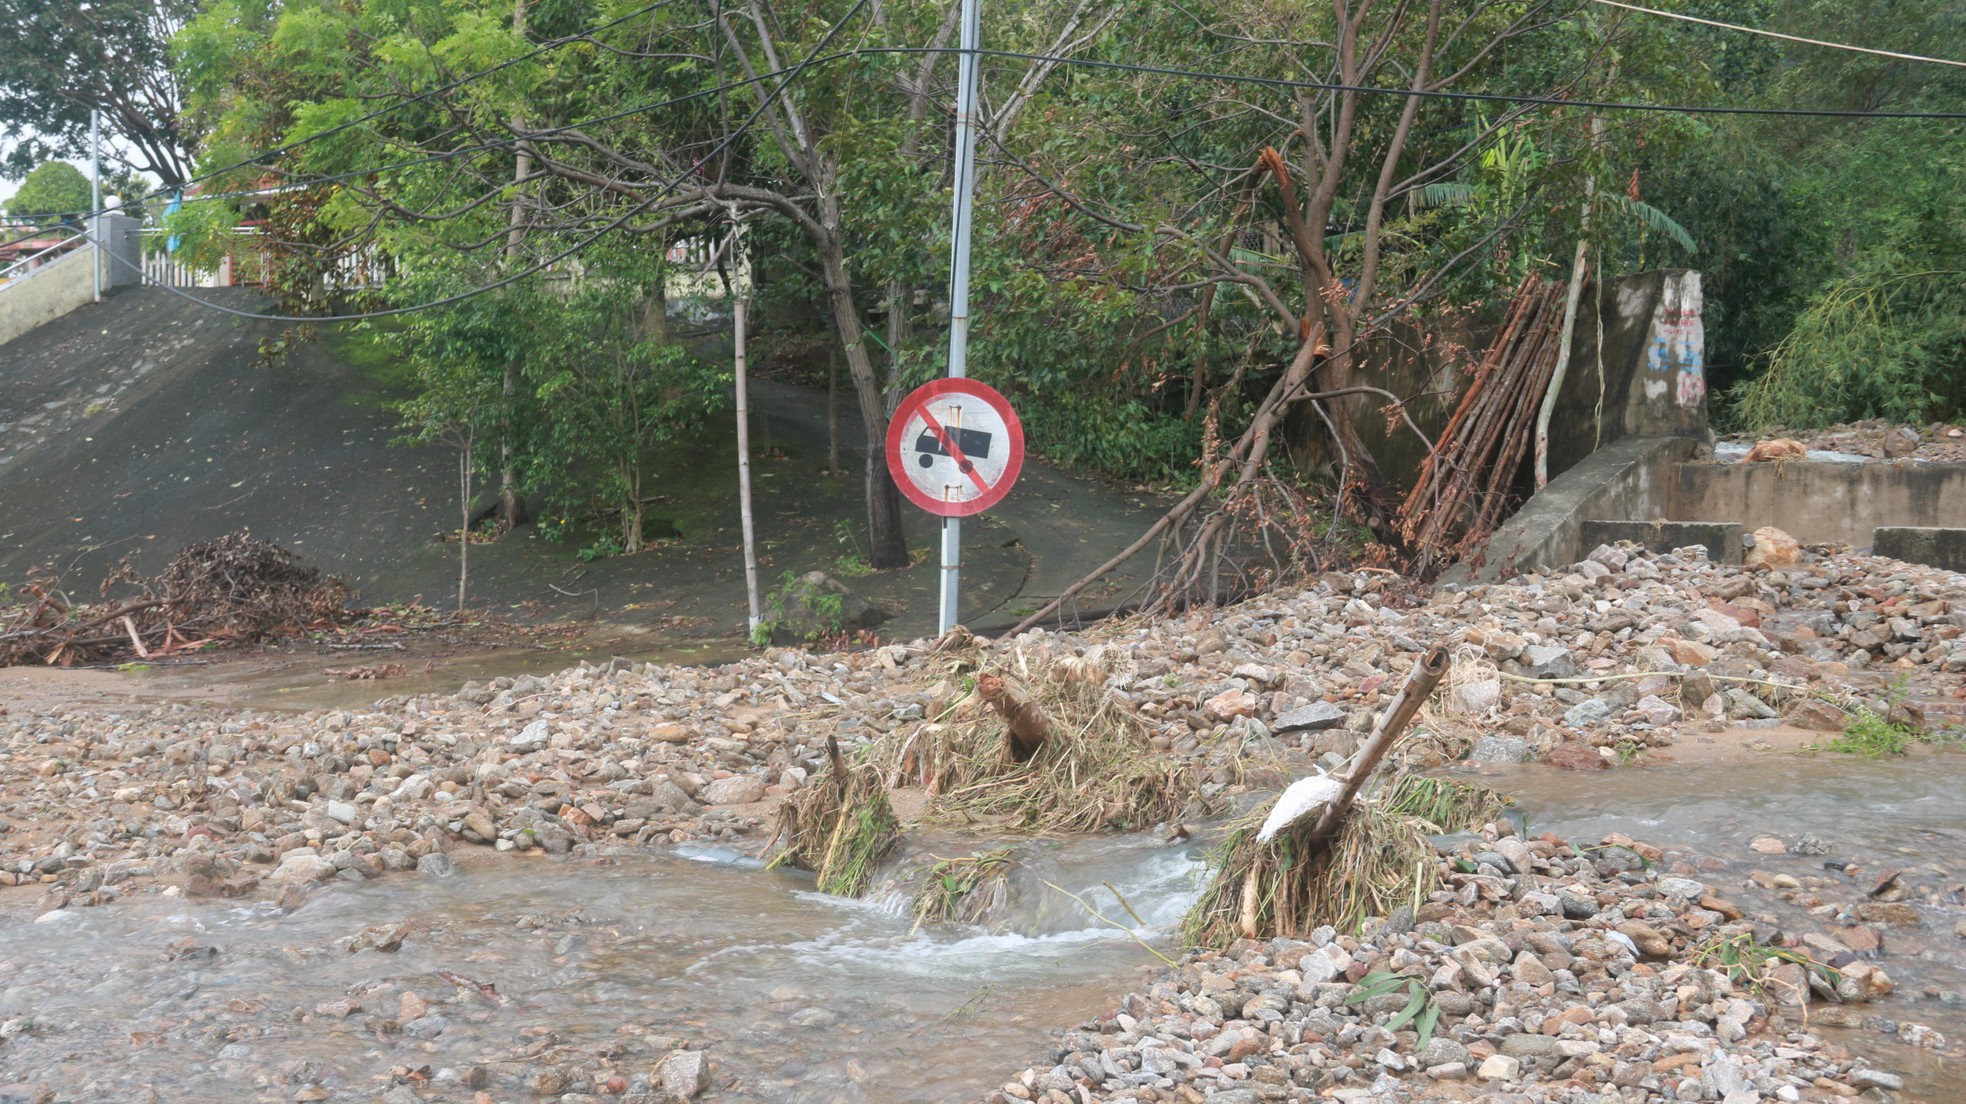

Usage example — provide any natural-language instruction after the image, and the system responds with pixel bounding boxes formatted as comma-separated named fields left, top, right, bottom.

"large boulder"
left=764, top=571, right=889, bottom=645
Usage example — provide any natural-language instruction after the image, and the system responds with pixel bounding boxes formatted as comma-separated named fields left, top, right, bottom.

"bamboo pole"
left=1302, top=645, right=1449, bottom=852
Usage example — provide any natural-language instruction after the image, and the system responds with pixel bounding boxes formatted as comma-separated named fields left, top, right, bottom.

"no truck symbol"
left=914, top=425, right=993, bottom=471
left=886, top=378, right=1025, bottom=518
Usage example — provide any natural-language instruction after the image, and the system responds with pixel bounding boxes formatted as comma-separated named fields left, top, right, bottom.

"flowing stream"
left=0, top=835, right=1205, bottom=1104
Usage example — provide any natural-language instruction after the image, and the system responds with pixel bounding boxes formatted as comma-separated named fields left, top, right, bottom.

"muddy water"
left=0, top=836, right=1203, bottom=1104
left=1490, top=754, right=1966, bottom=1079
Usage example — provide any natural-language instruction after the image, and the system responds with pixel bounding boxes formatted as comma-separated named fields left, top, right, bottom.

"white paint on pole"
left=732, top=229, right=762, bottom=638
left=90, top=109, right=101, bottom=304
left=937, top=0, right=983, bottom=636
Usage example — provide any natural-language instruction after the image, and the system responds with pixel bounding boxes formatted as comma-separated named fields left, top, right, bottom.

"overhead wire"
left=78, top=23, right=1966, bottom=322
left=1587, top=0, right=1966, bottom=69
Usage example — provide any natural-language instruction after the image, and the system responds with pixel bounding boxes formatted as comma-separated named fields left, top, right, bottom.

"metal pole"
left=733, top=226, right=763, bottom=639
left=90, top=109, right=101, bottom=303
left=938, top=0, right=982, bottom=636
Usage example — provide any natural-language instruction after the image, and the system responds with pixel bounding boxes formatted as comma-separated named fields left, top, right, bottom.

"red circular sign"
left=885, top=378, right=1025, bottom=518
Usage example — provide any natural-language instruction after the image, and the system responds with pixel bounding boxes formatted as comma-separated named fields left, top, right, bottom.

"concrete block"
left=1873, top=527, right=1966, bottom=573
left=1580, top=519, right=1744, bottom=564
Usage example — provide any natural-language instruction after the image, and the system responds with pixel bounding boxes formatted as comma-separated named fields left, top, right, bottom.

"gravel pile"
left=992, top=819, right=1944, bottom=1104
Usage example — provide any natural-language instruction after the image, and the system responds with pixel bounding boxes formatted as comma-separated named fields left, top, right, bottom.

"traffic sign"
left=885, top=378, right=1024, bottom=518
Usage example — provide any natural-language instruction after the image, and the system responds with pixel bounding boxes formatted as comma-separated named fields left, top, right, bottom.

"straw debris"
left=765, top=736, right=900, bottom=897
left=880, top=646, right=1205, bottom=835
left=1183, top=772, right=1504, bottom=948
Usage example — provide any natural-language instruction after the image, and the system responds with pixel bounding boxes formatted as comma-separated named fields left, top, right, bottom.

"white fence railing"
left=137, top=227, right=389, bottom=292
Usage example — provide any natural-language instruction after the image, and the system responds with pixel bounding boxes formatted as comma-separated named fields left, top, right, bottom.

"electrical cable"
left=87, top=0, right=876, bottom=324
left=1588, top=0, right=1966, bottom=69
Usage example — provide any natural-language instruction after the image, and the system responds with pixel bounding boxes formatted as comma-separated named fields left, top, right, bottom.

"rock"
left=325, top=800, right=358, bottom=825
left=1702, top=1054, right=1749, bottom=1099
left=1273, top=701, right=1346, bottom=732
left=702, top=775, right=768, bottom=805
left=1416, top=1038, right=1469, bottom=1069
left=657, top=1051, right=710, bottom=1098
left=766, top=571, right=888, bottom=644
left=1785, top=699, right=1848, bottom=732
left=1632, top=694, right=1679, bottom=725
left=1749, top=835, right=1787, bottom=854
left=1546, top=742, right=1607, bottom=771
left=1882, top=426, right=1920, bottom=458
left=1851, top=1069, right=1905, bottom=1092
left=1470, top=735, right=1532, bottom=763
left=1455, top=678, right=1500, bottom=714
left=1561, top=699, right=1611, bottom=727
left=1559, top=893, right=1599, bottom=919
left=399, top=992, right=429, bottom=1023
left=267, top=851, right=332, bottom=887
left=461, top=809, right=497, bottom=842
left=1477, top=1054, right=1522, bottom=1081
left=1745, top=525, right=1801, bottom=569
left=1521, top=645, right=1577, bottom=679
left=1204, top=688, right=1257, bottom=721
left=415, top=852, right=457, bottom=878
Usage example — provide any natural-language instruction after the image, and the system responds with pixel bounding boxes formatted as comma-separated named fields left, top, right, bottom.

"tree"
left=0, top=0, right=195, bottom=187
left=5, top=160, right=91, bottom=225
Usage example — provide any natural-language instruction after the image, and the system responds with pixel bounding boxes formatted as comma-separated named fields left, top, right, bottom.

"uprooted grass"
left=1182, top=773, right=1505, bottom=948
left=878, top=646, right=1204, bottom=835
left=766, top=741, right=900, bottom=897
left=909, top=849, right=1014, bottom=934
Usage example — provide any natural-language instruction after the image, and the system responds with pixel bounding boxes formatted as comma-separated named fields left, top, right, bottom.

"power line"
left=948, top=47, right=1966, bottom=120
left=1589, top=0, right=1966, bottom=70
left=93, top=0, right=876, bottom=324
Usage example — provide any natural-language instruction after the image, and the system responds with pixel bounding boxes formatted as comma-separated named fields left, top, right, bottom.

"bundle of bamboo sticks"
left=1396, top=274, right=1568, bottom=571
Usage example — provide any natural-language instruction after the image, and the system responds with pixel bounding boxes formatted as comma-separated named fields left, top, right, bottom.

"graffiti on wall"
left=1643, top=273, right=1705, bottom=409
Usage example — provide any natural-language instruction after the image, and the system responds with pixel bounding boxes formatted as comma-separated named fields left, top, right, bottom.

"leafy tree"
left=0, top=0, right=196, bottom=186
left=5, top=160, right=91, bottom=225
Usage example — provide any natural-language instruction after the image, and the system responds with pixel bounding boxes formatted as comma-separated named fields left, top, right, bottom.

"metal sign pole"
left=90, top=109, right=101, bottom=304
left=938, top=0, right=982, bottom=636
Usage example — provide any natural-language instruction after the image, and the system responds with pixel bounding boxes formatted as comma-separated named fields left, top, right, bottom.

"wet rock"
left=1469, top=736, right=1532, bottom=763
left=1546, top=742, right=1607, bottom=771
left=657, top=1050, right=709, bottom=1098
left=415, top=853, right=457, bottom=878
left=267, top=851, right=333, bottom=886
left=1785, top=699, right=1848, bottom=732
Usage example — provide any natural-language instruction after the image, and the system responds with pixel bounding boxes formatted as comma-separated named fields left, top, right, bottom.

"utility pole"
left=90, top=109, right=101, bottom=304
left=937, top=0, right=982, bottom=636
left=732, top=222, right=763, bottom=639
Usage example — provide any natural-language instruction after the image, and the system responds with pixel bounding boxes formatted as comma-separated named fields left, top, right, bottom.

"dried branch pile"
left=0, top=532, right=353, bottom=667
left=1395, top=275, right=1568, bottom=573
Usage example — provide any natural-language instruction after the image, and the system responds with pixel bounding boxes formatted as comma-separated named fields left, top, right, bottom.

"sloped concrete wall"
left=0, top=246, right=96, bottom=348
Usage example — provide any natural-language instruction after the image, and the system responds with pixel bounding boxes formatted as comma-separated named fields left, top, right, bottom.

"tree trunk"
left=816, top=230, right=908, bottom=569
left=458, top=428, right=473, bottom=612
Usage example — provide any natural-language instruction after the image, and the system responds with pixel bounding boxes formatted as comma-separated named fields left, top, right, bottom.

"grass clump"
left=1692, top=930, right=1839, bottom=1003
left=766, top=738, right=901, bottom=897
left=909, top=849, right=1014, bottom=934
left=1808, top=704, right=1958, bottom=758
left=1182, top=772, right=1503, bottom=949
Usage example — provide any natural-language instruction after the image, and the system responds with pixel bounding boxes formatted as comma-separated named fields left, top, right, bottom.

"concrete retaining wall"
left=1672, top=462, right=1966, bottom=548
left=0, top=246, right=97, bottom=347
left=1461, top=435, right=1695, bottom=580
left=0, top=215, right=140, bottom=349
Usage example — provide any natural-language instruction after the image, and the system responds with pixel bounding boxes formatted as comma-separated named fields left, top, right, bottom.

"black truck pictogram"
left=915, top=425, right=993, bottom=472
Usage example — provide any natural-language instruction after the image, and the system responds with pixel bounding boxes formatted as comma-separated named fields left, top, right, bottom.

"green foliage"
left=1692, top=931, right=1837, bottom=999
left=1345, top=972, right=1442, bottom=1048
left=5, top=161, right=90, bottom=224
left=753, top=571, right=847, bottom=647
left=0, top=0, right=196, bottom=186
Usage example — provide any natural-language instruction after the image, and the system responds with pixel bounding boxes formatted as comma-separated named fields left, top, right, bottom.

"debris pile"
left=0, top=532, right=351, bottom=667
